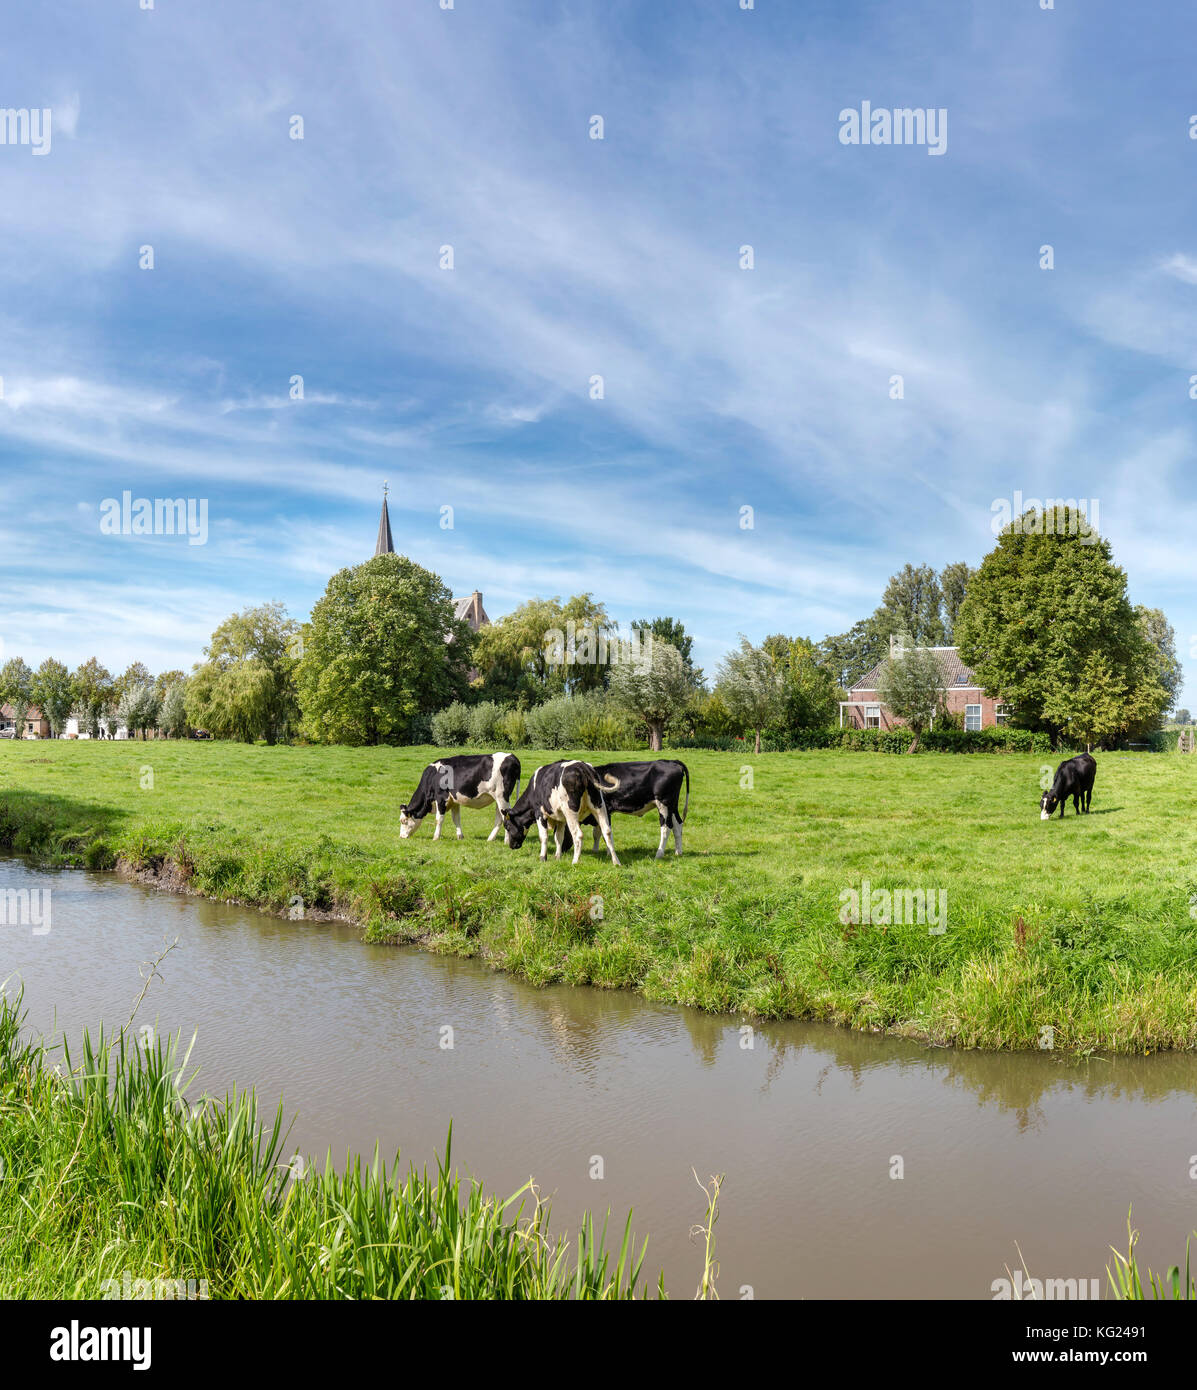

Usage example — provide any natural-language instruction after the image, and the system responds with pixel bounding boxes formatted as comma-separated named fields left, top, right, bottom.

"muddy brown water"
left=3, top=856, right=1196, bottom=1299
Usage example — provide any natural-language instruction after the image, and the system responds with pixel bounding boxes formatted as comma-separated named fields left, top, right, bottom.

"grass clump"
left=0, top=988, right=661, bottom=1300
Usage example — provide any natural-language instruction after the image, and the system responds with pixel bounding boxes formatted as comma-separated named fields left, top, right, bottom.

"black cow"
left=400, top=752, right=521, bottom=841
left=502, top=759, right=621, bottom=865
left=568, top=760, right=690, bottom=858
left=1040, top=752, right=1096, bottom=819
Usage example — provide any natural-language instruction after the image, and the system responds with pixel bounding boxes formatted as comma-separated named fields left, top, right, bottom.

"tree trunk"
left=907, top=727, right=921, bottom=754
left=754, top=728, right=761, bottom=755
left=648, top=721, right=663, bottom=752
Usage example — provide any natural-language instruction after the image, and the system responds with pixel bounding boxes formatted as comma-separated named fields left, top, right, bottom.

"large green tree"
left=297, top=555, right=471, bottom=746
left=939, top=561, right=974, bottom=642
left=187, top=602, right=301, bottom=744
left=955, top=505, right=1170, bottom=746
left=763, top=635, right=839, bottom=731
left=71, top=658, right=116, bottom=738
left=31, top=659, right=74, bottom=737
left=876, top=564, right=946, bottom=646
left=0, top=657, right=33, bottom=736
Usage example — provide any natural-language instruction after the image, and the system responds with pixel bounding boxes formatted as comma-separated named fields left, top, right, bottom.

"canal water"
left=3, top=856, right=1195, bottom=1299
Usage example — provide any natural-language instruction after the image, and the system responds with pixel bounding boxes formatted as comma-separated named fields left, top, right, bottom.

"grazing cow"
left=1040, top=752, right=1096, bottom=820
left=568, top=760, right=690, bottom=858
left=502, top=759, right=621, bottom=865
left=400, top=753, right=521, bottom=841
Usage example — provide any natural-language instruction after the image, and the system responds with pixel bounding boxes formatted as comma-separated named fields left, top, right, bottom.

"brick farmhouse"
left=839, top=646, right=1008, bottom=731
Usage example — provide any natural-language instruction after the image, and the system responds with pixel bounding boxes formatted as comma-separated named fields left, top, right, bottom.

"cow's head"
left=399, top=805, right=423, bottom=838
left=1039, top=791, right=1057, bottom=820
left=502, top=809, right=529, bottom=849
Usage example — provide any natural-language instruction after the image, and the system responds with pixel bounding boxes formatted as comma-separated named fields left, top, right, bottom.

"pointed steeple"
left=374, top=482, right=394, bottom=556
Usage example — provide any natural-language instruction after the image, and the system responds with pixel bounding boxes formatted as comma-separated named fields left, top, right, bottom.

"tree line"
left=2, top=511, right=1178, bottom=752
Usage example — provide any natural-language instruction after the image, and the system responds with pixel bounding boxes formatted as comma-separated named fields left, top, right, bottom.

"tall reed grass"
left=0, top=988, right=663, bottom=1299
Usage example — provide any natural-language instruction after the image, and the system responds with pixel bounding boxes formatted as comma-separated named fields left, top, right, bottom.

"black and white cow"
left=399, top=753, right=521, bottom=841
left=502, top=759, right=621, bottom=865
left=567, top=760, right=690, bottom=858
left=1040, top=752, right=1096, bottom=819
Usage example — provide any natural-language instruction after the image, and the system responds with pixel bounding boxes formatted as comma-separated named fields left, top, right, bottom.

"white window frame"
left=964, top=703, right=982, bottom=732
left=865, top=704, right=881, bottom=729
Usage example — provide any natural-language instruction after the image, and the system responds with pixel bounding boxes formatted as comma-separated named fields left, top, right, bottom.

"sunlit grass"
left=2, top=739, right=1196, bottom=1051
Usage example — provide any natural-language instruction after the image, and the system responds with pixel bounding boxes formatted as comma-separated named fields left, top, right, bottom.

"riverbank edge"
left=5, top=827, right=1180, bottom=1057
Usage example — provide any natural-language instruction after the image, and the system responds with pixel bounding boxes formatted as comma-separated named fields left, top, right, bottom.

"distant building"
left=1, top=704, right=50, bottom=738
left=840, top=645, right=1008, bottom=731
left=454, top=590, right=489, bottom=633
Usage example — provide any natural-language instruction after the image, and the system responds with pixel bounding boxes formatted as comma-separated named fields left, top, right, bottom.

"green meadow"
left=2, top=740, right=1196, bottom=1053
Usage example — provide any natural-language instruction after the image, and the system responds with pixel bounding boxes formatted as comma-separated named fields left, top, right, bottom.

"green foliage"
left=188, top=602, right=301, bottom=744
left=297, top=556, right=471, bottom=746
left=159, top=678, right=190, bottom=738
left=70, top=658, right=116, bottom=738
left=956, top=508, right=1171, bottom=745
left=877, top=640, right=944, bottom=751
left=467, top=701, right=506, bottom=745
left=497, top=707, right=529, bottom=747
left=473, top=594, right=612, bottom=704
left=0, top=656, right=33, bottom=735
left=31, top=658, right=74, bottom=736
left=607, top=639, right=692, bottom=751
left=715, top=636, right=787, bottom=754
left=430, top=701, right=473, bottom=747
left=761, top=636, right=839, bottom=733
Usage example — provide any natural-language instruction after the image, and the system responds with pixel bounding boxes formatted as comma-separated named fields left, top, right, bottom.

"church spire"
left=374, top=482, right=394, bottom=556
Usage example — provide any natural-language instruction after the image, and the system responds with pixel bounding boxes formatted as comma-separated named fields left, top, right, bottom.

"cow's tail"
left=680, top=762, right=690, bottom=822
left=598, top=772, right=620, bottom=791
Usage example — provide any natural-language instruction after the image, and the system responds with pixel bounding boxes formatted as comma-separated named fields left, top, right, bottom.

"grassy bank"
left=2, top=740, right=1196, bottom=1052
left=0, top=989, right=661, bottom=1299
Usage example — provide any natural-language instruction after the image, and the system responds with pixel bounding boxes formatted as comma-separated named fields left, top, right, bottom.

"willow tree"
left=876, top=641, right=943, bottom=752
left=715, top=636, right=786, bottom=754
left=608, top=639, right=690, bottom=751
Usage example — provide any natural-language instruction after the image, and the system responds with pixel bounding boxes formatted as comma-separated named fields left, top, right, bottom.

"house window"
left=965, top=704, right=982, bottom=732
left=995, top=704, right=1010, bottom=725
left=865, top=704, right=881, bottom=729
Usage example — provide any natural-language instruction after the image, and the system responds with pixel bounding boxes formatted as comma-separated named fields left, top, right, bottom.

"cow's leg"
left=1058, top=801, right=1065, bottom=819
left=451, top=805, right=463, bottom=839
left=592, top=804, right=621, bottom=867
left=433, top=803, right=445, bottom=840
left=488, top=799, right=503, bottom=842
left=553, top=821, right=565, bottom=860
left=592, top=824, right=601, bottom=853
left=665, top=796, right=683, bottom=855
left=562, top=808, right=587, bottom=865
left=655, top=803, right=669, bottom=860
left=537, top=818, right=549, bottom=862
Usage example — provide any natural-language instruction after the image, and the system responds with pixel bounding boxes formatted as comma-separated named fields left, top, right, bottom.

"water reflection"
left=3, top=855, right=1197, bottom=1299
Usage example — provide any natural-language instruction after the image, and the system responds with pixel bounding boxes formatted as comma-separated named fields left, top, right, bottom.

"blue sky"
left=1, top=0, right=1194, bottom=701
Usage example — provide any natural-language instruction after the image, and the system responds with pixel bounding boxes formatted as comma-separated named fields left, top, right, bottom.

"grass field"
left=2, top=740, right=1196, bottom=1053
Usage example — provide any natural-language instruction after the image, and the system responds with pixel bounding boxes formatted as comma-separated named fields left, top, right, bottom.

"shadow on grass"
left=0, top=790, right=131, bottom=862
